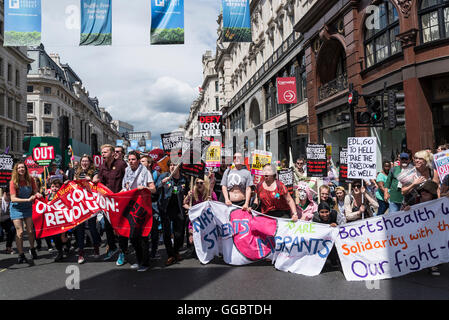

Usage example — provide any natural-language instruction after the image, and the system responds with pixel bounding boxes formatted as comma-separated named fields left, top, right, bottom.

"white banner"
left=188, top=201, right=337, bottom=277
left=336, top=197, right=449, bottom=281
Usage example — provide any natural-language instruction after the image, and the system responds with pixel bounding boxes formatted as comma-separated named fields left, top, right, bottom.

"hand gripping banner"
left=32, top=180, right=152, bottom=239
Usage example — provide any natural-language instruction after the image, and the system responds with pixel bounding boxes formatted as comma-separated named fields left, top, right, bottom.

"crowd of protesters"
left=0, top=142, right=448, bottom=277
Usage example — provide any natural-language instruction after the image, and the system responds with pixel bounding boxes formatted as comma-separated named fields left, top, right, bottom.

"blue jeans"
left=75, top=218, right=101, bottom=250
left=377, top=199, right=389, bottom=216
left=388, top=201, right=402, bottom=213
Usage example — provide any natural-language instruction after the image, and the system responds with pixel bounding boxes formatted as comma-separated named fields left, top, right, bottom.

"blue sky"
left=40, top=0, right=221, bottom=140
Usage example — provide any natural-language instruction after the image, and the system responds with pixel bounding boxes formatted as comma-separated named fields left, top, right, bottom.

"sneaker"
left=430, top=266, right=440, bottom=276
left=18, top=253, right=28, bottom=264
left=130, top=263, right=139, bottom=270
left=103, top=248, right=119, bottom=261
left=54, top=251, right=64, bottom=262
left=48, top=247, right=55, bottom=253
left=78, top=251, right=85, bottom=264
left=93, top=246, right=100, bottom=259
left=29, top=248, right=38, bottom=260
left=116, top=253, right=126, bottom=266
left=137, top=265, right=149, bottom=272
left=6, top=248, right=14, bottom=255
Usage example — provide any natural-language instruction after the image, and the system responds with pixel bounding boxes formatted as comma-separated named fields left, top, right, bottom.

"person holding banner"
left=375, top=160, right=392, bottom=215
left=253, top=164, right=298, bottom=220
left=344, top=180, right=378, bottom=222
left=118, top=151, right=156, bottom=271
left=221, top=153, right=253, bottom=211
left=73, top=155, right=101, bottom=264
left=9, top=162, right=43, bottom=264
left=93, top=144, right=127, bottom=261
left=401, top=150, right=440, bottom=207
left=158, top=160, right=189, bottom=266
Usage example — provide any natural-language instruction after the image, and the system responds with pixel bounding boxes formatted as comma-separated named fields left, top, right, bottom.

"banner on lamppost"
left=4, top=0, right=41, bottom=46
left=80, top=0, right=112, bottom=46
left=222, top=0, right=252, bottom=42
left=151, top=0, right=184, bottom=45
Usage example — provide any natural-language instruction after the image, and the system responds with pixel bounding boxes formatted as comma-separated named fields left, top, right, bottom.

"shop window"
left=419, top=0, right=449, bottom=44
left=364, top=1, right=401, bottom=68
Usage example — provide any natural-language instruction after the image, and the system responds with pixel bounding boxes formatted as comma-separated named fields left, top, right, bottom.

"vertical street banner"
left=189, top=201, right=337, bottom=276
left=222, top=0, right=252, bottom=42
left=4, top=0, right=41, bottom=46
left=198, top=112, right=222, bottom=137
left=347, top=137, right=377, bottom=180
left=306, top=144, right=327, bottom=178
left=339, top=147, right=348, bottom=181
left=434, top=150, right=449, bottom=183
left=151, top=0, right=184, bottom=45
left=80, top=0, right=112, bottom=46
left=0, top=154, right=14, bottom=189
left=336, top=198, right=449, bottom=281
left=276, top=77, right=298, bottom=105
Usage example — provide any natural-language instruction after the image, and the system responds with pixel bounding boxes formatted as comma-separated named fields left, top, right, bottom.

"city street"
left=1, top=240, right=448, bottom=300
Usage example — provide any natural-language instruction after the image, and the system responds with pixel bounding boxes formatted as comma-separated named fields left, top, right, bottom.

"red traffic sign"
left=348, top=93, right=353, bottom=104
left=276, top=77, right=298, bottom=104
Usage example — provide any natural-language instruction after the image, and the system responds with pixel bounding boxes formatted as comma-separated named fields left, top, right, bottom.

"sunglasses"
left=196, top=181, right=204, bottom=185
left=353, top=184, right=361, bottom=188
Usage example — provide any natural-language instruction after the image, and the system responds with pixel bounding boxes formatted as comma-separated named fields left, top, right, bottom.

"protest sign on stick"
left=306, top=144, right=327, bottom=177
left=347, top=137, right=377, bottom=180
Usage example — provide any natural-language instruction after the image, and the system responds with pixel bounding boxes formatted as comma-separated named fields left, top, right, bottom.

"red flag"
left=32, top=181, right=152, bottom=239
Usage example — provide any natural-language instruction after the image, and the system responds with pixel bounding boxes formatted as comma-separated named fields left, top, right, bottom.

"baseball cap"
left=399, top=153, right=409, bottom=159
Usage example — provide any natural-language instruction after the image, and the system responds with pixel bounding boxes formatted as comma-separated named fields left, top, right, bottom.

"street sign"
left=276, top=77, right=298, bottom=104
left=348, top=93, right=353, bottom=104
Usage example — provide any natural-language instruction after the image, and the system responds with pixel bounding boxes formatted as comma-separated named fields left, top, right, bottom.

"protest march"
left=1, top=136, right=448, bottom=281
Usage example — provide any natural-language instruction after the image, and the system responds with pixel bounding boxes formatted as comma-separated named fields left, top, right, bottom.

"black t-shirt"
left=167, top=177, right=180, bottom=215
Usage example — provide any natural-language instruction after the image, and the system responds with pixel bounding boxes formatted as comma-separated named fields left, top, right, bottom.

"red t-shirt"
left=256, top=181, right=290, bottom=214
left=10, top=179, right=37, bottom=196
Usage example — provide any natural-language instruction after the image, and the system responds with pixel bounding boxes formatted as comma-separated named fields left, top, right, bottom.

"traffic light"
left=356, top=98, right=382, bottom=125
left=348, top=90, right=359, bottom=106
left=387, top=91, right=406, bottom=129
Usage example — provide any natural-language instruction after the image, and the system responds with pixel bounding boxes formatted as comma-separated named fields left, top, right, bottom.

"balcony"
left=318, top=73, right=348, bottom=101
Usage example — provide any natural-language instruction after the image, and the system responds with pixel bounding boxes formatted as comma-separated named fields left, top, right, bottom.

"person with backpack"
left=253, top=164, right=298, bottom=220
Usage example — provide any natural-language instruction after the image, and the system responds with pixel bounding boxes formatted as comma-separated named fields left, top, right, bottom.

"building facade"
left=297, top=0, right=449, bottom=163
left=0, top=1, right=34, bottom=158
left=185, top=50, right=220, bottom=138
left=112, top=120, right=134, bottom=136
left=26, top=45, right=121, bottom=157
left=216, top=0, right=316, bottom=162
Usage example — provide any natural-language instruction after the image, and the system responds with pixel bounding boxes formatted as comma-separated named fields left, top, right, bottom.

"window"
left=0, top=58, right=3, bottom=77
left=215, top=97, right=219, bottom=111
left=44, top=121, right=52, bottom=134
left=419, top=0, right=449, bottom=44
left=44, top=103, right=52, bottom=115
left=27, top=102, right=33, bottom=114
left=7, top=98, right=13, bottom=119
left=7, top=64, right=12, bottom=82
left=215, top=81, right=219, bottom=92
left=27, top=85, right=33, bottom=93
left=44, top=87, right=51, bottom=94
left=27, top=121, right=33, bottom=134
left=15, top=69, right=19, bottom=87
left=364, top=1, right=401, bottom=68
left=15, top=101, right=20, bottom=122
left=0, top=94, right=4, bottom=116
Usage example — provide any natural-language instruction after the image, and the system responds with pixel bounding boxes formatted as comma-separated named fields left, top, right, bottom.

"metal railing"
left=318, top=73, right=348, bottom=101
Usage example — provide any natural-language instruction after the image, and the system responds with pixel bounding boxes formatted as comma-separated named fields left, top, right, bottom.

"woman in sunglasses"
left=344, top=179, right=378, bottom=222
left=253, top=164, right=298, bottom=220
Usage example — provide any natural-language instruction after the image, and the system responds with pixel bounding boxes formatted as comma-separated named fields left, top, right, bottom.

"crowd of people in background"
left=0, top=142, right=448, bottom=276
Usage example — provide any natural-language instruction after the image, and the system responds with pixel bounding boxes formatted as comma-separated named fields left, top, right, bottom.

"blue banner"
left=151, top=0, right=184, bottom=45
left=4, top=0, right=41, bottom=46
left=116, top=140, right=124, bottom=147
left=222, top=0, right=252, bottom=42
left=80, top=0, right=112, bottom=46
left=145, top=140, right=153, bottom=151
left=129, top=140, right=138, bottom=151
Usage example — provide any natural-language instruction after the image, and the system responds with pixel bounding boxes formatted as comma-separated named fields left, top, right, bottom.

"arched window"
left=419, top=0, right=449, bottom=44
left=364, top=1, right=401, bottom=68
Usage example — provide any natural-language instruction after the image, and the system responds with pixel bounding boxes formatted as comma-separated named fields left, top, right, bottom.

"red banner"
left=32, top=180, right=152, bottom=239
left=276, top=77, right=298, bottom=104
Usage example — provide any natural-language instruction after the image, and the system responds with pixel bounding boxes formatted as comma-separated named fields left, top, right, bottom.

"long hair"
left=11, top=161, right=32, bottom=189
left=75, top=155, right=96, bottom=179
left=193, top=176, right=210, bottom=203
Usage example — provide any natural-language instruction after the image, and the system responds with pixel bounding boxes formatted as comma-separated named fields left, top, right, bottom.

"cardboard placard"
left=347, top=137, right=377, bottom=180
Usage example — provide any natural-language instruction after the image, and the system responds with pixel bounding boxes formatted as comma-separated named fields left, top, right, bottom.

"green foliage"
left=223, top=27, right=252, bottom=42
left=151, top=28, right=184, bottom=45
left=80, top=33, right=112, bottom=46
left=4, top=31, right=41, bottom=46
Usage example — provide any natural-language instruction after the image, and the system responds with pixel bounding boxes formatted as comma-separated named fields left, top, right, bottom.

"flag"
left=151, top=0, right=184, bottom=45
left=80, top=0, right=112, bottom=46
left=4, top=0, right=41, bottom=46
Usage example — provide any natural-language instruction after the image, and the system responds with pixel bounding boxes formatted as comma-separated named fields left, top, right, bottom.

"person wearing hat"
left=384, top=152, right=413, bottom=213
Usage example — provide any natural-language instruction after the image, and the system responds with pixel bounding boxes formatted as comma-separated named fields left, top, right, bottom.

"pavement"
left=0, top=238, right=448, bottom=300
